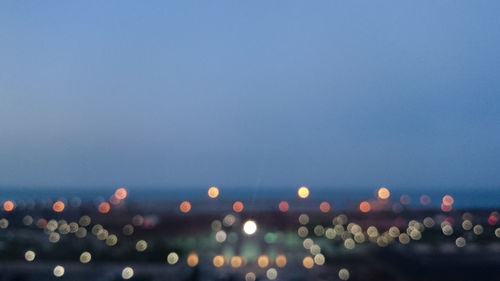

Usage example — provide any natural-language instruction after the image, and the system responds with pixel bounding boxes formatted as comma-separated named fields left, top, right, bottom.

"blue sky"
left=1, top=1, right=499, bottom=189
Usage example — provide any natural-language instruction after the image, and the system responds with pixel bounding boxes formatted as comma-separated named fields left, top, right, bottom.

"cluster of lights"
left=1, top=185, right=500, bottom=280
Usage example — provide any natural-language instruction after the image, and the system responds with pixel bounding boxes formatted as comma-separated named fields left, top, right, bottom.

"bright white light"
left=243, top=220, right=257, bottom=235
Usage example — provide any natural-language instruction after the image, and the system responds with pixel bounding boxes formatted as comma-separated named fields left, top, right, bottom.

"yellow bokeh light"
left=297, top=186, right=310, bottom=199
left=208, top=186, right=220, bottom=199
left=377, top=187, right=390, bottom=199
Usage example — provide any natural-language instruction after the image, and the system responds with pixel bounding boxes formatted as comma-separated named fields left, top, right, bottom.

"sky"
left=0, top=1, right=499, bottom=189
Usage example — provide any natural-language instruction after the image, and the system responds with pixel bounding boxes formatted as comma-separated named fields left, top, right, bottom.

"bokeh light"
left=233, top=201, right=244, bottom=213
left=359, top=201, right=371, bottom=213
left=339, top=268, right=350, bottom=280
left=167, top=252, right=179, bottom=264
left=3, top=200, right=15, bottom=212
left=278, top=201, right=289, bottom=212
left=114, top=187, right=128, bottom=200
left=420, top=194, right=431, bottom=205
left=275, top=254, right=287, bottom=268
left=245, top=272, right=256, bottom=281
left=53, top=265, right=65, bottom=277
left=231, top=256, right=242, bottom=268
left=243, top=220, right=257, bottom=235
left=98, top=202, right=111, bottom=214
left=213, top=255, right=225, bottom=267
left=298, top=186, right=310, bottom=199
left=136, top=240, right=148, bottom=252
left=0, top=218, right=9, bottom=229
left=302, top=256, right=314, bottom=269
left=266, top=268, right=278, bottom=280
left=257, top=255, right=269, bottom=268
left=442, top=195, right=454, bottom=206
left=180, top=201, right=192, bottom=213
left=52, top=201, right=65, bottom=213
left=187, top=252, right=199, bottom=267
left=319, top=201, right=331, bottom=213
left=121, top=267, right=134, bottom=279
left=208, top=186, right=220, bottom=199
left=80, top=251, right=91, bottom=263
left=377, top=187, right=390, bottom=199
left=24, top=250, right=35, bottom=262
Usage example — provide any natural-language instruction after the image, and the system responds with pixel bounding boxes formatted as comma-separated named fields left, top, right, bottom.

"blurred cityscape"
left=1, top=186, right=499, bottom=281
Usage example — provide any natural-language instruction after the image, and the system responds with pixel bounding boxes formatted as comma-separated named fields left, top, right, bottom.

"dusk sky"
left=1, top=1, right=499, bottom=189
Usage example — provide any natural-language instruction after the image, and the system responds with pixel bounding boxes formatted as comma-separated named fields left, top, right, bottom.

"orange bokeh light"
left=114, top=187, right=128, bottom=200
left=213, top=255, right=225, bottom=268
left=230, top=256, right=242, bottom=268
left=279, top=201, right=289, bottom=212
left=319, top=201, right=331, bottom=213
left=377, top=187, right=390, bottom=200
left=3, top=200, right=15, bottom=212
left=359, top=201, right=371, bottom=213
left=302, top=256, right=314, bottom=269
left=180, top=201, right=192, bottom=213
left=98, top=202, right=111, bottom=214
left=52, top=201, right=65, bottom=213
left=276, top=254, right=287, bottom=268
left=297, top=186, right=310, bottom=199
left=257, top=255, right=269, bottom=268
left=233, top=201, right=244, bottom=213
left=208, top=186, right=220, bottom=199
left=187, top=252, right=199, bottom=267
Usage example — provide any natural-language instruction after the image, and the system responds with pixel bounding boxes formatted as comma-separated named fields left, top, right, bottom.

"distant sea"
left=0, top=186, right=499, bottom=209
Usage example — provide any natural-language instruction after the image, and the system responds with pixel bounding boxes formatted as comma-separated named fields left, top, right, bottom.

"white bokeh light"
left=243, top=220, right=257, bottom=235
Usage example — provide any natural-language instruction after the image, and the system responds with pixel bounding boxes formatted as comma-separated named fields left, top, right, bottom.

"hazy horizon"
left=1, top=1, right=500, bottom=188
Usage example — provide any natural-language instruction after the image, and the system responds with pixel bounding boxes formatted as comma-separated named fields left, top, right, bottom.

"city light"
left=377, top=187, right=390, bottom=199
left=243, top=220, right=257, bottom=235
left=298, top=186, right=310, bottom=199
left=208, top=186, right=220, bottom=199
